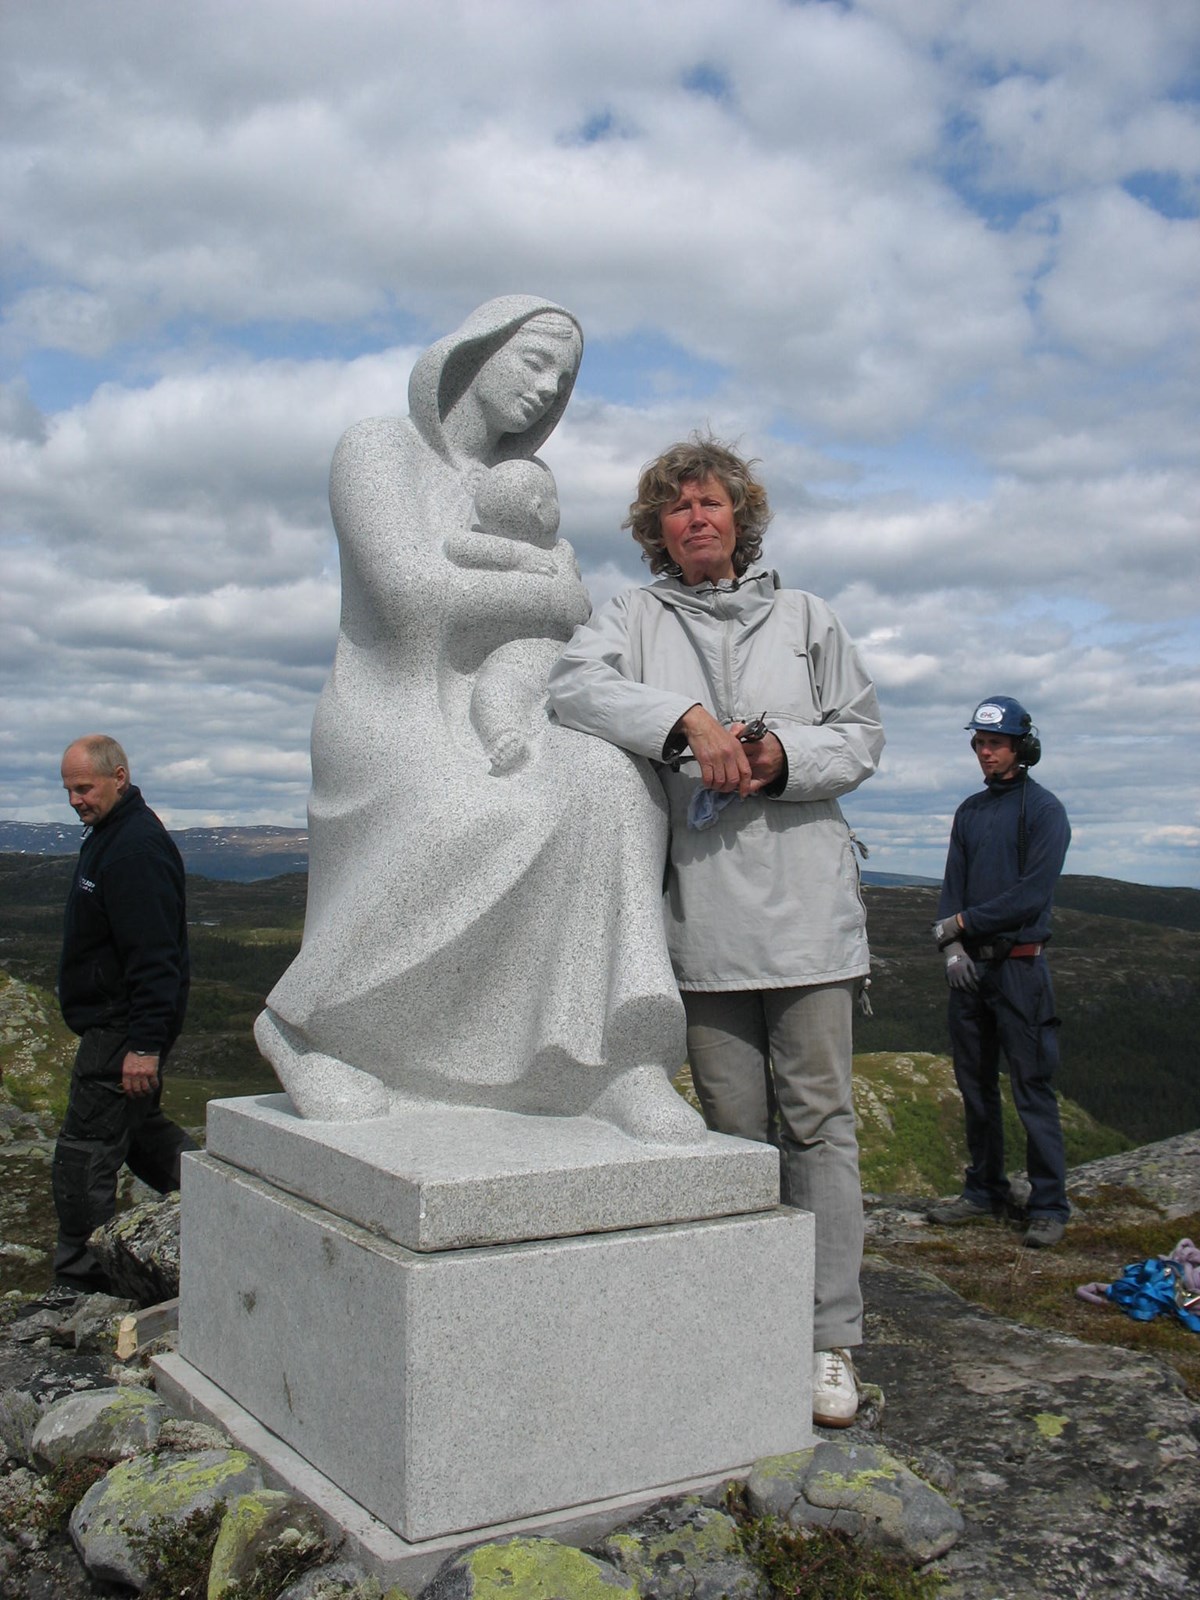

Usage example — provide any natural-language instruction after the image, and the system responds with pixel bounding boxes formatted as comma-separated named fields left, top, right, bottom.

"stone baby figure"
left=446, top=458, right=574, bottom=774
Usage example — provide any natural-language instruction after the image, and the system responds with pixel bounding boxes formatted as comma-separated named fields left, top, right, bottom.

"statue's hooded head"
left=408, top=296, right=584, bottom=466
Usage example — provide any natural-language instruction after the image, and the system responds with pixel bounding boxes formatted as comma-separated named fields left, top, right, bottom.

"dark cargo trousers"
left=948, top=954, right=1069, bottom=1222
left=52, top=1026, right=197, bottom=1291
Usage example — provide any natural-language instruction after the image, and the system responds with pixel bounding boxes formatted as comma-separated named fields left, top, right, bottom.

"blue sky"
left=2, top=0, right=1198, bottom=886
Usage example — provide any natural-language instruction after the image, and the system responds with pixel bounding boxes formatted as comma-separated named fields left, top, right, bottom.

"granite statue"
left=255, top=296, right=704, bottom=1143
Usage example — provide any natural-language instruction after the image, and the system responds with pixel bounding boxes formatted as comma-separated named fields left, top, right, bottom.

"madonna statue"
left=255, top=296, right=704, bottom=1144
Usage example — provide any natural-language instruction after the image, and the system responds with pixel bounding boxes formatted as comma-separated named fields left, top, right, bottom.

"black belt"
left=975, top=941, right=1043, bottom=961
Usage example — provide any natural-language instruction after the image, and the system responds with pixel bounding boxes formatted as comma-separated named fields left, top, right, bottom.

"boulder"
left=0, top=1386, right=44, bottom=1464
left=277, top=1558, right=386, bottom=1600
left=156, top=1417, right=233, bottom=1454
left=89, top=1195, right=183, bottom=1306
left=208, top=1488, right=334, bottom=1599
left=746, top=1440, right=963, bottom=1563
left=69, top=1447, right=262, bottom=1587
left=31, top=1385, right=167, bottom=1470
left=421, top=1536, right=636, bottom=1600
left=53, top=1292, right=138, bottom=1351
left=597, top=1494, right=765, bottom=1600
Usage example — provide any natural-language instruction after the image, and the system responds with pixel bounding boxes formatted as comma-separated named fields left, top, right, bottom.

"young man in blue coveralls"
left=926, top=697, right=1072, bottom=1249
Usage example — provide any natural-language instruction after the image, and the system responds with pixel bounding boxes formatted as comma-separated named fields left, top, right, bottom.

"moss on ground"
left=725, top=1484, right=944, bottom=1599
left=887, top=1189, right=1200, bottom=1398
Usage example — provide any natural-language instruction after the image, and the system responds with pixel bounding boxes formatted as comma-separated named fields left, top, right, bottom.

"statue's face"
left=473, top=322, right=579, bottom=438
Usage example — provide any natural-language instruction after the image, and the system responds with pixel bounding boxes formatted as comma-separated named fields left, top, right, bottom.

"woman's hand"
left=676, top=706, right=755, bottom=795
left=732, top=724, right=785, bottom=790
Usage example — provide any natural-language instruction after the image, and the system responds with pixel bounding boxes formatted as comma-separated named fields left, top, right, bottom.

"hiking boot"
left=1023, top=1216, right=1066, bottom=1249
left=812, top=1347, right=859, bottom=1428
left=926, top=1194, right=1000, bottom=1225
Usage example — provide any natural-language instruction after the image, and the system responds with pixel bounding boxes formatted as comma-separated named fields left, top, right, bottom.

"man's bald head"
left=61, top=735, right=130, bottom=826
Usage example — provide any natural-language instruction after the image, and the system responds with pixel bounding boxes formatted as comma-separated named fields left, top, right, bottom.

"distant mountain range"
left=1, top=821, right=944, bottom=889
left=0, top=821, right=309, bottom=883
left=10, top=821, right=1200, bottom=920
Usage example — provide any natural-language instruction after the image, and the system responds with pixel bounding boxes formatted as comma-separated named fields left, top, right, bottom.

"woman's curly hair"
left=623, top=435, right=772, bottom=578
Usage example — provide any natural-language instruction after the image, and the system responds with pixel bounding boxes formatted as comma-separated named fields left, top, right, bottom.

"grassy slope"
left=1, top=854, right=1194, bottom=1146
left=852, top=1050, right=1129, bottom=1195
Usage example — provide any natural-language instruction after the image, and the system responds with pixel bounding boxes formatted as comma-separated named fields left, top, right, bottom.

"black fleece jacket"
left=58, top=786, right=190, bottom=1053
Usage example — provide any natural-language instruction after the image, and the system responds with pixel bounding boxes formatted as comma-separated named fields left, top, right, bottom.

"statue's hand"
left=445, top=531, right=558, bottom=577
left=488, top=730, right=531, bottom=774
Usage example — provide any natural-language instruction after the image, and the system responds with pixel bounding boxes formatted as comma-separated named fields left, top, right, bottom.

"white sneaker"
left=812, top=1347, right=859, bottom=1428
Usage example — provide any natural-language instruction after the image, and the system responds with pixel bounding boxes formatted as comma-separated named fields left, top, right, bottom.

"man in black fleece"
left=54, top=734, right=197, bottom=1291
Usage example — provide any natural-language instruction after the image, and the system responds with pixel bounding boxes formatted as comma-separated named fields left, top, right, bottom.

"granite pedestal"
left=164, top=1098, right=814, bottom=1568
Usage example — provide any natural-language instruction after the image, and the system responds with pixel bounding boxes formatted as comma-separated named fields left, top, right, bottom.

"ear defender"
left=970, top=723, right=1042, bottom=766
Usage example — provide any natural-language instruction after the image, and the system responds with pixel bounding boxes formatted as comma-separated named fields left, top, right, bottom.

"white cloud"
left=0, top=0, right=1196, bottom=885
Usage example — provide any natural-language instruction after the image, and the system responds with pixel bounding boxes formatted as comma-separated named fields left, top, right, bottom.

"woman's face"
left=659, top=476, right=739, bottom=585
left=473, top=322, right=579, bottom=440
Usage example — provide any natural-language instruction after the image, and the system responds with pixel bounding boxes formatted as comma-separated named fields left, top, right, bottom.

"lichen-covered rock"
left=746, top=1440, right=963, bottom=1563
left=69, top=1447, right=263, bottom=1587
left=156, top=1417, right=233, bottom=1454
left=598, top=1494, right=764, bottom=1600
left=88, top=1195, right=183, bottom=1306
left=207, top=1488, right=334, bottom=1599
left=277, top=1558, right=386, bottom=1600
left=31, top=1384, right=167, bottom=1470
left=421, top=1536, right=637, bottom=1600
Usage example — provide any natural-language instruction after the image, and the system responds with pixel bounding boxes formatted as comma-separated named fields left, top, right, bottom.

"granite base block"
left=153, top=1351, right=754, bottom=1593
left=204, top=1093, right=780, bottom=1250
left=177, top=1151, right=813, bottom=1543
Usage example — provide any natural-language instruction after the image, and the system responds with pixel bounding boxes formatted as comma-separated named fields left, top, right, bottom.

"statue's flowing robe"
left=263, top=301, right=685, bottom=1111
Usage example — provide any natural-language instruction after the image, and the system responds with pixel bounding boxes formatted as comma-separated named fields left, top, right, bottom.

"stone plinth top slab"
left=205, top=1094, right=779, bottom=1252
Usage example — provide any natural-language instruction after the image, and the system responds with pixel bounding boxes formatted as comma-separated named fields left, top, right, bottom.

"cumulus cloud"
left=1, top=0, right=1197, bottom=883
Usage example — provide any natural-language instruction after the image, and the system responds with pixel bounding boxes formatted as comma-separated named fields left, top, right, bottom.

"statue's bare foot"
left=587, top=1065, right=708, bottom=1146
left=254, top=1010, right=391, bottom=1122
left=487, top=730, right=530, bottom=774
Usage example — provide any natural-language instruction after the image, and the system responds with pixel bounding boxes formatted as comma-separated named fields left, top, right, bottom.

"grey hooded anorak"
left=547, top=568, right=884, bottom=992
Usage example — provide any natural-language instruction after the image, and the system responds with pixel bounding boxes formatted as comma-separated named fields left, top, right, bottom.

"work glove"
left=943, top=941, right=978, bottom=992
left=932, top=916, right=962, bottom=949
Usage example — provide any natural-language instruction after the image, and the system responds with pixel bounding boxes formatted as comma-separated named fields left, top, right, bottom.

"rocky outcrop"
left=207, top=1488, right=336, bottom=1598
left=0, top=1134, right=1198, bottom=1598
left=856, top=1256, right=1200, bottom=1597
left=1060, top=1129, right=1200, bottom=1218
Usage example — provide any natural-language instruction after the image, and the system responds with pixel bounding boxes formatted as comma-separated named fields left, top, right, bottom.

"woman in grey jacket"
left=547, top=438, right=884, bottom=1427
